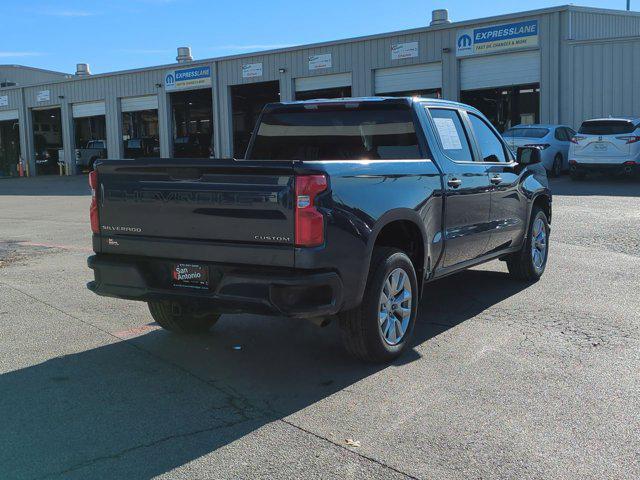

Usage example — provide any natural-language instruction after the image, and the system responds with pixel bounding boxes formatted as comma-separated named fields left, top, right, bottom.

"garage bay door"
left=0, top=110, right=19, bottom=121
left=374, top=63, right=442, bottom=94
left=295, top=72, right=351, bottom=92
left=121, top=95, right=158, bottom=112
left=460, top=50, right=540, bottom=90
left=72, top=101, right=106, bottom=118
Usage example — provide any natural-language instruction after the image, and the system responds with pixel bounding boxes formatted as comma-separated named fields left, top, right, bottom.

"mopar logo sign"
left=456, top=20, right=538, bottom=57
left=164, top=65, right=211, bottom=91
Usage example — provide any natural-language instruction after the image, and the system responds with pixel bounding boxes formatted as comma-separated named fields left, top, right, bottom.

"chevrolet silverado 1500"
left=87, top=97, right=551, bottom=362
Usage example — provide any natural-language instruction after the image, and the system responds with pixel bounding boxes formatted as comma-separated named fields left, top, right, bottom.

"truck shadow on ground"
left=0, top=268, right=528, bottom=479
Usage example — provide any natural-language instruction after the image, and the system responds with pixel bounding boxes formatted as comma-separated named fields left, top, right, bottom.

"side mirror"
left=517, top=146, right=542, bottom=166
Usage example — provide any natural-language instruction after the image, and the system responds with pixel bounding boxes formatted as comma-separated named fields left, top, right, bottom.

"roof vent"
left=176, top=47, right=193, bottom=63
left=75, top=63, right=91, bottom=76
left=430, top=9, right=451, bottom=26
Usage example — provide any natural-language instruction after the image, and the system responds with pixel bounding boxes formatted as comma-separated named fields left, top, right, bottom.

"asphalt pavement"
left=0, top=173, right=638, bottom=479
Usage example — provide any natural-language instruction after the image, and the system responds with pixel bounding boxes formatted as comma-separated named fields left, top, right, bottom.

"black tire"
left=552, top=154, right=562, bottom=178
left=148, top=301, right=220, bottom=333
left=506, top=207, right=549, bottom=282
left=338, top=247, right=418, bottom=363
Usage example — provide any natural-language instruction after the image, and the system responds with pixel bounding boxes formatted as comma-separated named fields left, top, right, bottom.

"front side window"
left=469, top=114, right=508, bottom=163
left=248, top=103, right=420, bottom=160
left=428, top=108, right=473, bottom=162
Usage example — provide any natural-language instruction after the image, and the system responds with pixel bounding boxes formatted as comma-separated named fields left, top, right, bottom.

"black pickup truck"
left=88, top=97, right=551, bottom=362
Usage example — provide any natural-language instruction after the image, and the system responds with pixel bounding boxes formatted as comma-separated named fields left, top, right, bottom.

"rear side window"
left=428, top=108, right=473, bottom=162
left=504, top=128, right=549, bottom=138
left=579, top=120, right=636, bottom=135
left=554, top=128, right=567, bottom=141
left=248, top=103, right=420, bottom=160
left=469, top=114, right=508, bottom=163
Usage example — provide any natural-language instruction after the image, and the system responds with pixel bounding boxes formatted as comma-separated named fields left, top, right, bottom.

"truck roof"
left=268, top=96, right=482, bottom=115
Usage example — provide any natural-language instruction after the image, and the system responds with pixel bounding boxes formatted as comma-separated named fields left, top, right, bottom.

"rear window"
left=248, top=103, right=421, bottom=160
left=579, top=121, right=636, bottom=135
left=503, top=128, right=549, bottom=138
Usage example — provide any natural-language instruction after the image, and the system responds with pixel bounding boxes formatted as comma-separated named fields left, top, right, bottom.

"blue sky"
left=2, top=0, right=634, bottom=74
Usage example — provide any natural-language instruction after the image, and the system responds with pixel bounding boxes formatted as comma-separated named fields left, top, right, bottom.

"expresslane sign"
left=165, top=65, right=211, bottom=91
left=456, top=20, right=538, bottom=57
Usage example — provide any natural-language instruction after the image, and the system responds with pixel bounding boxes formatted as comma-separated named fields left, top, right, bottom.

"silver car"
left=503, top=124, right=576, bottom=177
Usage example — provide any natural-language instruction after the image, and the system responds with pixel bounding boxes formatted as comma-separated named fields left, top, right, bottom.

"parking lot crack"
left=279, top=418, right=421, bottom=480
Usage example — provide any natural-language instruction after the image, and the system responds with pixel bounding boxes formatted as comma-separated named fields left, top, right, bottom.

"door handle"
left=447, top=178, right=462, bottom=188
left=490, top=175, right=503, bottom=185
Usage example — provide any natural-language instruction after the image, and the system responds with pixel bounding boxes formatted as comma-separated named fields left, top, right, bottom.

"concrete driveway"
left=0, top=174, right=638, bottom=479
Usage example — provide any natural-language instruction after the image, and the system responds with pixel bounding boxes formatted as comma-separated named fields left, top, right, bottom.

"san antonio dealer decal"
left=456, top=20, right=538, bottom=57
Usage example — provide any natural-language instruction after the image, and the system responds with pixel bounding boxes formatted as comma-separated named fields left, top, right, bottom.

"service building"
left=0, top=4, right=639, bottom=177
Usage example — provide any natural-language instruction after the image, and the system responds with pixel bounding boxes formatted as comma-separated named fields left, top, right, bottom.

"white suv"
left=569, top=118, right=640, bottom=179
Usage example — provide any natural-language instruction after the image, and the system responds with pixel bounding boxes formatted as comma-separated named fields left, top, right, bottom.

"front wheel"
left=148, top=301, right=220, bottom=333
left=339, top=247, right=418, bottom=363
left=506, top=207, right=549, bottom=281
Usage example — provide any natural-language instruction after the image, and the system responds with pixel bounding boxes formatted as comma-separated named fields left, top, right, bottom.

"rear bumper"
left=87, top=254, right=343, bottom=318
left=570, top=162, right=638, bottom=175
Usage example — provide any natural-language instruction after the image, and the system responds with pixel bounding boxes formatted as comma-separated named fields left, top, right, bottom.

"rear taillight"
left=623, top=160, right=637, bottom=166
left=615, top=136, right=640, bottom=144
left=569, top=160, right=578, bottom=165
left=295, top=175, right=327, bottom=247
left=524, top=143, right=550, bottom=150
left=570, top=136, right=585, bottom=144
left=89, top=170, right=99, bottom=234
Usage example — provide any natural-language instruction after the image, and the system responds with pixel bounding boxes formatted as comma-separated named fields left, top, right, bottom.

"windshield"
left=503, top=128, right=549, bottom=138
left=579, top=120, right=636, bottom=135
left=248, top=103, right=421, bottom=160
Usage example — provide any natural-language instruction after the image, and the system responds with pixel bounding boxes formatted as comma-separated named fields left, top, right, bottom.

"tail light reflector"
left=295, top=175, right=327, bottom=247
left=89, top=170, right=99, bottom=234
left=616, top=136, right=640, bottom=144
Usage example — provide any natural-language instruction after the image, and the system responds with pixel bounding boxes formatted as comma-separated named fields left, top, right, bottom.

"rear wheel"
left=339, top=247, right=418, bottom=363
left=506, top=207, right=549, bottom=282
left=552, top=154, right=562, bottom=178
left=148, top=301, right=220, bottom=333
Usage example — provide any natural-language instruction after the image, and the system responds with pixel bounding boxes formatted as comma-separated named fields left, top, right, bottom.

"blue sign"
left=473, top=20, right=538, bottom=44
left=165, top=65, right=211, bottom=90
left=457, top=20, right=539, bottom=57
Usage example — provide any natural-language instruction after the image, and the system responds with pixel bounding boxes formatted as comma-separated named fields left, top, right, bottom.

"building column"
left=18, top=89, right=34, bottom=176
left=60, top=101, right=75, bottom=175
left=210, top=62, right=222, bottom=158
left=441, top=31, right=459, bottom=101
left=158, top=90, right=172, bottom=157
left=105, top=96, right=122, bottom=159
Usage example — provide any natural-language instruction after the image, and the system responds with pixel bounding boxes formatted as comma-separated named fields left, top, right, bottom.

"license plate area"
left=172, top=263, right=209, bottom=290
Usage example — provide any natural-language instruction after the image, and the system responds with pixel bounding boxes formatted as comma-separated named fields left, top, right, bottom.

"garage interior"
left=122, top=109, right=159, bottom=158
left=0, top=119, right=20, bottom=177
left=461, top=84, right=540, bottom=132
left=73, top=115, right=106, bottom=150
left=171, top=89, right=213, bottom=158
left=32, top=107, right=62, bottom=175
left=231, top=81, right=280, bottom=158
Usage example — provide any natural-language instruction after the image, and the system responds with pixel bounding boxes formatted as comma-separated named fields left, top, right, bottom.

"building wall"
left=0, top=66, right=69, bottom=87
left=560, top=9, right=640, bottom=127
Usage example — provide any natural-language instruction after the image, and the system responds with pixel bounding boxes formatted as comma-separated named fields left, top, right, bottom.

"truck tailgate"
left=95, top=159, right=296, bottom=267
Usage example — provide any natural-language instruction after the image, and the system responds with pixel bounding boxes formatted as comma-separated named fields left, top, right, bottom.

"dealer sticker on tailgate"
left=172, top=263, right=209, bottom=289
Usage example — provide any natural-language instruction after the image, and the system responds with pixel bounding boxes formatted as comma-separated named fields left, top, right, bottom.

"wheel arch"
left=367, top=210, right=428, bottom=296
